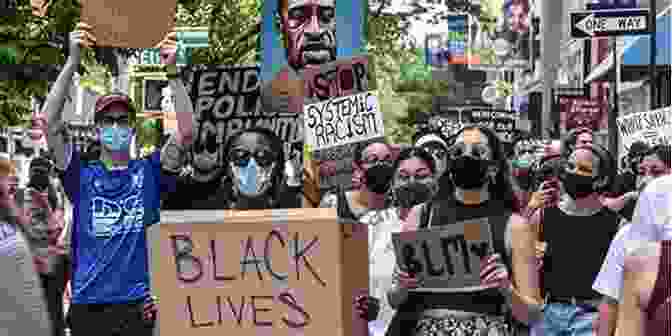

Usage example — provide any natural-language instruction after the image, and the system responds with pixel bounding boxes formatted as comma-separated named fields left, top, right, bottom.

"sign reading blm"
left=392, top=218, right=494, bottom=291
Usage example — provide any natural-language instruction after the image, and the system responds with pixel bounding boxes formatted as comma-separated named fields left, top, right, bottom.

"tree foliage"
left=176, top=0, right=261, bottom=65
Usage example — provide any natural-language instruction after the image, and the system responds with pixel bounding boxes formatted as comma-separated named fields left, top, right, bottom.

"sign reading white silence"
left=391, top=218, right=494, bottom=291
left=304, top=91, right=384, bottom=150
left=616, top=107, right=671, bottom=156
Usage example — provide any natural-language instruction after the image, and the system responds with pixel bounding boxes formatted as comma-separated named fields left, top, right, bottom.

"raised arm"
left=44, top=23, right=95, bottom=169
left=157, top=31, right=193, bottom=147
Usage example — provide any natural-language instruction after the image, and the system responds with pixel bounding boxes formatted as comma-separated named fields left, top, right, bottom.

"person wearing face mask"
left=359, top=147, right=439, bottom=334
left=560, top=127, right=594, bottom=158
left=590, top=145, right=669, bottom=336
left=19, top=155, right=69, bottom=336
left=41, top=23, right=189, bottom=336
left=0, top=157, right=51, bottom=336
left=319, top=141, right=395, bottom=222
left=528, top=144, right=620, bottom=336
left=222, top=127, right=299, bottom=210
left=387, top=126, right=541, bottom=336
left=600, top=142, right=650, bottom=222
left=413, top=132, right=451, bottom=200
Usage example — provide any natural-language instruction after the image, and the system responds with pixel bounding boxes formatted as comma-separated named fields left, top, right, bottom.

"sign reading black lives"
left=468, top=109, right=516, bottom=143
left=392, top=218, right=494, bottom=291
left=189, top=65, right=301, bottom=168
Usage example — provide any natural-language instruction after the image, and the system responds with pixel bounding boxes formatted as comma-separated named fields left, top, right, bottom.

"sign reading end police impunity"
left=570, top=8, right=650, bottom=39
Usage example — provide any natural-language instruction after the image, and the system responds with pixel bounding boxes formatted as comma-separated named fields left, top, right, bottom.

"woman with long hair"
left=360, top=147, right=439, bottom=334
left=386, top=125, right=541, bottom=336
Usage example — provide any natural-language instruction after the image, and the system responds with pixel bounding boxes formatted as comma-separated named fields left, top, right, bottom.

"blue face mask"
left=100, top=127, right=131, bottom=152
left=237, top=157, right=259, bottom=196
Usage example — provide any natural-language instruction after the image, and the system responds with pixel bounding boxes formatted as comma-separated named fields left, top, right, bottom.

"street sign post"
left=570, top=8, right=650, bottom=38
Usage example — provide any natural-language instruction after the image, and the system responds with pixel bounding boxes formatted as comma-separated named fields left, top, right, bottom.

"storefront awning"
left=584, top=5, right=671, bottom=84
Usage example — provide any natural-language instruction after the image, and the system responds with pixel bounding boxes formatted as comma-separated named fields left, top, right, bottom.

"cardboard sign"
left=302, top=56, right=371, bottom=102
left=152, top=209, right=368, bottom=336
left=392, top=218, right=494, bottom=291
left=616, top=107, right=671, bottom=157
left=187, top=65, right=301, bottom=168
left=302, top=56, right=379, bottom=191
left=304, top=91, right=384, bottom=150
left=80, top=0, right=176, bottom=48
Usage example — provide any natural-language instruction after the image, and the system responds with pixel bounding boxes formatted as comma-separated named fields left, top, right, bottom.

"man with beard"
left=20, top=155, right=69, bottom=336
left=261, top=0, right=337, bottom=112
left=531, top=144, right=621, bottom=336
left=41, top=23, right=188, bottom=336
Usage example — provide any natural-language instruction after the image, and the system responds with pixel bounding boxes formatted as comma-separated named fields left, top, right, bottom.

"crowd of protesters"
left=0, top=21, right=669, bottom=336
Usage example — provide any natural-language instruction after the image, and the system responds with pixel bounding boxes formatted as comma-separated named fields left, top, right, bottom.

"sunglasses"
left=99, top=116, right=130, bottom=128
left=229, top=149, right=276, bottom=167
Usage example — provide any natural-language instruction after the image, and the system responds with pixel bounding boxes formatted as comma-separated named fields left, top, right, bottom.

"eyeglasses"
left=99, top=116, right=130, bottom=128
left=229, top=149, right=276, bottom=167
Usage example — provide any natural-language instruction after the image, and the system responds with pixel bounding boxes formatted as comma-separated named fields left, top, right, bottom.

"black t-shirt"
left=611, top=172, right=637, bottom=196
left=541, top=206, right=620, bottom=299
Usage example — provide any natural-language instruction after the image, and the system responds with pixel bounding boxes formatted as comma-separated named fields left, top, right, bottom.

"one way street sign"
left=570, top=8, right=650, bottom=38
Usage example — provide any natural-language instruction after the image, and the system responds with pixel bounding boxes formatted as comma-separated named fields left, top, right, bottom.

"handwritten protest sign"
left=616, top=107, right=671, bottom=156
left=392, top=218, right=494, bottom=291
left=151, top=209, right=368, bottom=336
left=468, top=109, right=516, bottom=143
left=81, top=0, right=175, bottom=48
left=302, top=56, right=380, bottom=190
left=303, top=56, right=371, bottom=104
left=188, top=65, right=301, bottom=169
left=304, top=91, right=384, bottom=150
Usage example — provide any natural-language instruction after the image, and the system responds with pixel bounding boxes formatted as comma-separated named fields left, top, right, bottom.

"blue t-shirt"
left=63, top=148, right=174, bottom=304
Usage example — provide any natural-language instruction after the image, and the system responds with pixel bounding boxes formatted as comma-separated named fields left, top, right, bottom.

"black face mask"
left=561, top=173, right=595, bottom=200
left=391, top=181, right=436, bottom=209
left=364, top=163, right=394, bottom=194
left=450, top=156, right=490, bottom=189
left=28, top=174, right=50, bottom=191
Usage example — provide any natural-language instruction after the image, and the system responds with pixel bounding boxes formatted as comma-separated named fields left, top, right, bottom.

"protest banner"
left=81, top=0, right=176, bottom=48
left=392, top=218, right=494, bottom=291
left=151, top=209, right=368, bottom=336
left=302, top=56, right=372, bottom=102
left=187, top=65, right=300, bottom=170
left=304, top=91, right=384, bottom=150
left=260, top=0, right=366, bottom=82
left=301, top=56, right=380, bottom=191
left=468, top=109, right=516, bottom=143
left=557, top=95, right=607, bottom=132
left=616, top=107, right=672, bottom=157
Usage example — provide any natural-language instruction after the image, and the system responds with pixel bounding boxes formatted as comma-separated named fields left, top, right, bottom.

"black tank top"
left=541, top=206, right=620, bottom=299
left=404, top=198, right=511, bottom=315
left=646, top=240, right=670, bottom=336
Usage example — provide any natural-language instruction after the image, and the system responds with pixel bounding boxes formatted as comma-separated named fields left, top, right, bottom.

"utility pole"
left=610, top=36, right=620, bottom=157
left=649, top=0, right=657, bottom=110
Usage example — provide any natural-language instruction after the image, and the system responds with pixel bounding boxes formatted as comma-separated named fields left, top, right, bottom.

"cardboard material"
left=392, top=218, right=494, bottom=291
left=81, top=0, right=176, bottom=48
left=152, top=209, right=368, bottom=336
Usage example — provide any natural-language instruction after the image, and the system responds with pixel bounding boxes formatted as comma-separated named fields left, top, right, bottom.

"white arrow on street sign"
left=574, top=12, right=648, bottom=37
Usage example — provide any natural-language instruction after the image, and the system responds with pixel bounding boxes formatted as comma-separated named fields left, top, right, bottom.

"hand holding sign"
left=479, top=253, right=510, bottom=290
left=156, top=31, right=177, bottom=66
left=68, top=22, right=96, bottom=64
left=354, top=295, right=380, bottom=322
